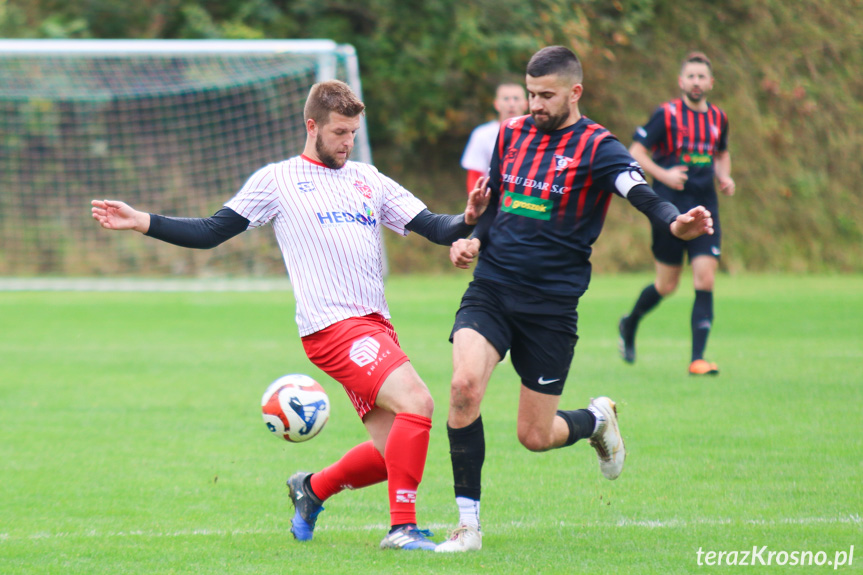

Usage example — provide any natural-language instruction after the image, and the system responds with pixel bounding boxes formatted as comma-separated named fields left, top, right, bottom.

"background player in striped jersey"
left=461, top=82, right=528, bottom=193
left=618, top=51, right=735, bottom=376
left=435, top=46, right=714, bottom=553
left=92, top=80, right=490, bottom=551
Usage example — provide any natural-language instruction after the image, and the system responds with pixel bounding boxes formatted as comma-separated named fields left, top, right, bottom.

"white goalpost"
left=0, top=39, right=371, bottom=287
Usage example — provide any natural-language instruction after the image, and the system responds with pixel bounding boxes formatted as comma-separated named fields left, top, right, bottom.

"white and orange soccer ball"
left=261, top=374, right=330, bottom=443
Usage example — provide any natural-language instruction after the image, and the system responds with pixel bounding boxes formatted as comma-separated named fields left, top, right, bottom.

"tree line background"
left=3, top=0, right=861, bottom=274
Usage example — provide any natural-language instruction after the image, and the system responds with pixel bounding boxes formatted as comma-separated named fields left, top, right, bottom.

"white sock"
left=587, top=405, right=604, bottom=435
left=456, top=496, right=480, bottom=529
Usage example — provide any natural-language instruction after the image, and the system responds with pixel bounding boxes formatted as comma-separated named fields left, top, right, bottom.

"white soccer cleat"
left=379, top=525, right=436, bottom=551
left=434, top=524, right=482, bottom=553
left=588, top=396, right=626, bottom=480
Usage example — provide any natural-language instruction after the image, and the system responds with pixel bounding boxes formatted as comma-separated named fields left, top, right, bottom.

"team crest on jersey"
left=504, top=147, right=518, bottom=162
left=710, top=124, right=721, bottom=138
left=297, top=181, right=316, bottom=193
left=353, top=180, right=373, bottom=198
left=553, top=154, right=573, bottom=172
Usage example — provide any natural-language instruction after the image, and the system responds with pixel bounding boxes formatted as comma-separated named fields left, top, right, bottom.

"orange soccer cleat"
left=689, top=359, right=719, bottom=375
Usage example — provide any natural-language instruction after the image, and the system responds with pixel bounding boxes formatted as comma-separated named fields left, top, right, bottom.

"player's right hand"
left=450, top=237, right=480, bottom=269
left=670, top=205, right=713, bottom=240
left=91, top=199, right=150, bottom=233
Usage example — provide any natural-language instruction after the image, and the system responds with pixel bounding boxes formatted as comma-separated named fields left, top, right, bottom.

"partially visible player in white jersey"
left=460, top=82, right=527, bottom=193
left=92, top=80, right=490, bottom=551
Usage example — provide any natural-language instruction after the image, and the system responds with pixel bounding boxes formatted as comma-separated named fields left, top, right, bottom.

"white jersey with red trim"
left=225, top=155, right=426, bottom=336
left=460, top=120, right=501, bottom=173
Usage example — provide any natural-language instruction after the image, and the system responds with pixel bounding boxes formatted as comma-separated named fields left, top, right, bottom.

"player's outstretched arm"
left=404, top=175, right=492, bottom=246
left=91, top=200, right=249, bottom=249
left=670, top=206, right=714, bottom=241
left=91, top=199, right=150, bottom=233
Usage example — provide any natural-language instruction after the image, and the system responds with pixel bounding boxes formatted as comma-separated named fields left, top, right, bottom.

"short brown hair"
left=303, top=80, right=365, bottom=126
left=527, top=46, right=583, bottom=84
left=682, top=51, right=712, bottom=73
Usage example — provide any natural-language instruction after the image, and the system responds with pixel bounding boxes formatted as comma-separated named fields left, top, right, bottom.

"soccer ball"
left=261, top=374, right=330, bottom=442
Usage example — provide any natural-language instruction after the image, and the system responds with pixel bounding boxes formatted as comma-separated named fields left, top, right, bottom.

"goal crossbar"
left=0, top=39, right=370, bottom=163
left=0, top=39, right=375, bottom=285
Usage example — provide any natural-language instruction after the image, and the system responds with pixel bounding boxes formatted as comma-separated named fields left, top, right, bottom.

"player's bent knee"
left=517, top=428, right=554, bottom=452
left=378, top=377, right=434, bottom=417
left=656, top=280, right=679, bottom=297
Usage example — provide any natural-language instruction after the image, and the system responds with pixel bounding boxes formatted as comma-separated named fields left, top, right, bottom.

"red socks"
left=306, top=412, right=431, bottom=527
left=310, top=440, right=387, bottom=501
left=385, top=413, right=432, bottom=526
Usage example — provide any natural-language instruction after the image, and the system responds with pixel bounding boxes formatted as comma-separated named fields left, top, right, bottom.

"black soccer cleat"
left=618, top=315, right=636, bottom=364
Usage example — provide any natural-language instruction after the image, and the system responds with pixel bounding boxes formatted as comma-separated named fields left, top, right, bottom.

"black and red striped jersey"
left=633, top=98, right=729, bottom=199
left=474, top=114, right=645, bottom=298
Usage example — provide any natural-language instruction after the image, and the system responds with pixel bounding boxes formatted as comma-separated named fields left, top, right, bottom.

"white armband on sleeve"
left=615, top=162, right=648, bottom=198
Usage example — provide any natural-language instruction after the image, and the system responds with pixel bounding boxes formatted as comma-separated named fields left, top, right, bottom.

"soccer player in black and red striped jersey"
left=618, top=51, right=735, bottom=376
left=435, top=46, right=714, bottom=553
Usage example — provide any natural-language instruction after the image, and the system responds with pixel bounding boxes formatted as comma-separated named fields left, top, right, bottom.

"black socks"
left=556, top=409, right=597, bottom=447
left=447, top=415, right=485, bottom=501
left=691, top=289, right=713, bottom=361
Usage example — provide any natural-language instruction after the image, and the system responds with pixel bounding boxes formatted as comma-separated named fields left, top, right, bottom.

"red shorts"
left=301, top=314, right=410, bottom=419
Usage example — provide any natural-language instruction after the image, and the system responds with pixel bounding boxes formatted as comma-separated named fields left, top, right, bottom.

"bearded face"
left=526, top=74, right=581, bottom=133
left=315, top=131, right=352, bottom=169
left=312, top=112, right=361, bottom=169
left=679, top=62, right=714, bottom=107
left=531, top=102, right=571, bottom=133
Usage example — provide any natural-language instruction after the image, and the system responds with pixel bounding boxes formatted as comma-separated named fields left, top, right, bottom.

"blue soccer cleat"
left=287, top=471, right=324, bottom=541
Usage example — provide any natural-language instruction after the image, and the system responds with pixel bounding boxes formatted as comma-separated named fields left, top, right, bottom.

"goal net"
left=0, top=39, right=370, bottom=281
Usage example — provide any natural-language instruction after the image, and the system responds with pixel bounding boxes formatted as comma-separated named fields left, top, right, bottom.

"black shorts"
left=652, top=204, right=722, bottom=265
left=450, top=279, right=579, bottom=396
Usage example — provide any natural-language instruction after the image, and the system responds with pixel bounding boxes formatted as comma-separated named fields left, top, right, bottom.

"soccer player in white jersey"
left=460, top=82, right=527, bottom=193
left=92, top=80, right=490, bottom=551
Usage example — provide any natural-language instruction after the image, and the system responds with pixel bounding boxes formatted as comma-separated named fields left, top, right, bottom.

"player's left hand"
left=718, top=176, right=736, bottom=196
left=670, top=206, right=713, bottom=241
left=464, top=175, right=491, bottom=225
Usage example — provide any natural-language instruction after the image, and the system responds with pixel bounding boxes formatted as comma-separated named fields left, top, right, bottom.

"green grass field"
left=1, top=274, right=861, bottom=574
